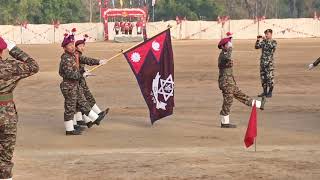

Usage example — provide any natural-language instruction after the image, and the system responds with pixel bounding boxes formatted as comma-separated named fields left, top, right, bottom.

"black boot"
left=258, top=86, right=268, bottom=97
left=86, top=122, right=94, bottom=128
left=221, top=123, right=237, bottom=128
left=74, top=125, right=86, bottom=131
left=77, top=120, right=87, bottom=126
left=94, top=108, right=110, bottom=125
left=66, top=129, right=82, bottom=136
left=266, top=86, right=273, bottom=98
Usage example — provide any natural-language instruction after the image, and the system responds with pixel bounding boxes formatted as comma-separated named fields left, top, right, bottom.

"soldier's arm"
left=223, top=50, right=233, bottom=68
left=79, top=56, right=100, bottom=66
left=272, top=40, right=278, bottom=53
left=255, top=39, right=264, bottom=49
left=9, top=46, right=40, bottom=78
left=61, top=57, right=82, bottom=80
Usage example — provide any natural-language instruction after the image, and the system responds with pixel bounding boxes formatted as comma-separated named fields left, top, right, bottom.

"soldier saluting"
left=0, top=37, right=39, bottom=180
left=218, top=37, right=266, bottom=128
left=255, top=29, right=277, bottom=98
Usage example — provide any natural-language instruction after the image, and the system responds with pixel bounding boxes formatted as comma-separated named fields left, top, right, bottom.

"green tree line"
left=2, top=0, right=320, bottom=25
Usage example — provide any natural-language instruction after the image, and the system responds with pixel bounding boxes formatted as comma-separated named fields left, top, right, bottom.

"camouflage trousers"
left=76, top=78, right=96, bottom=112
left=0, top=102, right=17, bottom=179
left=60, top=81, right=92, bottom=121
left=219, top=84, right=253, bottom=116
left=260, top=65, right=274, bottom=88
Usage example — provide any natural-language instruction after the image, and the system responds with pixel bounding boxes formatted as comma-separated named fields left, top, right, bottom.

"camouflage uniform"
left=218, top=47, right=253, bottom=116
left=59, top=52, right=100, bottom=122
left=255, top=39, right=277, bottom=88
left=75, top=50, right=99, bottom=110
left=0, top=47, right=39, bottom=179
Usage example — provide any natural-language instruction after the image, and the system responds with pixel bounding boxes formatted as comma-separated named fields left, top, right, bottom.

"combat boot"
left=94, top=108, right=110, bottom=125
left=77, top=120, right=87, bottom=126
left=220, top=115, right=237, bottom=128
left=221, top=123, right=237, bottom=128
left=86, top=121, right=94, bottom=128
left=66, top=129, right=82, bottom=136
left=74, top=125, right=85, bottom=131
left=65, top=120, right=82, bottom=136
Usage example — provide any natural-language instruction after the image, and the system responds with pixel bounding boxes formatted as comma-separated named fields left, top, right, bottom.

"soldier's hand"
left=3, top=39, right=16, bottom=51
left=99, top=59, right=107, bottom=65
left=308, top=63, right=315, bottom=70
left=83, top=70, right=95, bottom=78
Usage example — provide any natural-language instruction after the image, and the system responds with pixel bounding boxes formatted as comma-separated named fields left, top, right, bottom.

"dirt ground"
left=4, top=39, right=320, bottom=180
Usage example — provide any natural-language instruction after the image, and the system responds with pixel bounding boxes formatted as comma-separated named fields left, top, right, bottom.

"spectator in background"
left=120, top=21, right=125, bottom=35
left=136, top=20, right=143, bottom=35
left=124, top=21, right=129, bottom=35
left=114, top=21, right=120, bottom=35
left=129, top=22, right=134, bottom=35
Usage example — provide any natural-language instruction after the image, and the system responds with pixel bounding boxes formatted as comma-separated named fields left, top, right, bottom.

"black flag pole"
left=87, top=25, right=173, bottom=73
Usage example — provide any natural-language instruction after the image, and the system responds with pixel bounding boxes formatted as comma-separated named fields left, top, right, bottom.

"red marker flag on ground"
left=244, top=101, right=257, bottom=148
left=123, top=29, right=175, bottom=124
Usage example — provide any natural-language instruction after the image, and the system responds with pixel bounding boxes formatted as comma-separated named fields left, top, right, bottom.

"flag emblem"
left=131, top=52, right=141, bottom=63
left=152, top=41, right=160, bottom=51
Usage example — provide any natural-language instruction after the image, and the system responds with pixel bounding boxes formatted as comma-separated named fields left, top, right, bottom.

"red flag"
left=244, top=101, right=257, bottom=148
left=123, top=29, right=175, bottom=124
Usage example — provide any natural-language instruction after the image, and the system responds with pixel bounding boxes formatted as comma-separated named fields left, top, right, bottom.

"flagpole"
left=87, top=51, right=124, bottom=73
left=255, top=138, right=257, bottom=152
left=87, top=26, right=173, bottom=73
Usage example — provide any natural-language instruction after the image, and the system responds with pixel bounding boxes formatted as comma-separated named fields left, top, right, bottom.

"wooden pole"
left=254, top=138, right=257, bottom=152
left=90, top=0, right=93, bottom=23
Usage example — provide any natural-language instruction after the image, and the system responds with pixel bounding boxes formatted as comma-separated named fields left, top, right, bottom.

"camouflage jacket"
left=255, top=39, right=277, bottom=67
left=0, top=46, right=39, bottom=94
left=59, top=51, right=100, bottom=81
left=218, top=47, right=235, bottom=86
left=75, top=50, right=100, bottom=75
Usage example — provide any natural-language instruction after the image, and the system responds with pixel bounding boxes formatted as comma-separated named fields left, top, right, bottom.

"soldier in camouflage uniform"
left=73, top=35, right=109, bottom=127
left=0, top=37, right=39, bottom=180
left=59, top=30, right=106, bottom=135
left=255, top=29, right=277, bottom=98
left=218, top=38, right=266, bottom=128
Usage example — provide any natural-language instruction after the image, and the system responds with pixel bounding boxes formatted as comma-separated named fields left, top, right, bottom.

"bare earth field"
left=5, top=39, right=320, bottom=180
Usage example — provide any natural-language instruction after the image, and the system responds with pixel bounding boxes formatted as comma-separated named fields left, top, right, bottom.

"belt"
left=63, top=79, right=79, bottom=83
left=0, top=93, right=13, bottom=105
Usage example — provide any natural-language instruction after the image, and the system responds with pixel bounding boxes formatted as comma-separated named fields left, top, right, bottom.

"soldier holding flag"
left=0, top=37, right=39, bottom=180
left=218, top=37, right=266, bottom=128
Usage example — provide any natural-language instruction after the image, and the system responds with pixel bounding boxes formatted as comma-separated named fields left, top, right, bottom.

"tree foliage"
left=2, top=0, right=320, bottom=25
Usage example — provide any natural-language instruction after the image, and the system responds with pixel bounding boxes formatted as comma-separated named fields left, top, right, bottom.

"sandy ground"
left=4, top=39, right=320, bottom=179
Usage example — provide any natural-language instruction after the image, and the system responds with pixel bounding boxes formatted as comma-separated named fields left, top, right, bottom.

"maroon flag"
left=123, top=29, right=174, bottom=124
left=244, top=101, right=257, bottom=148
